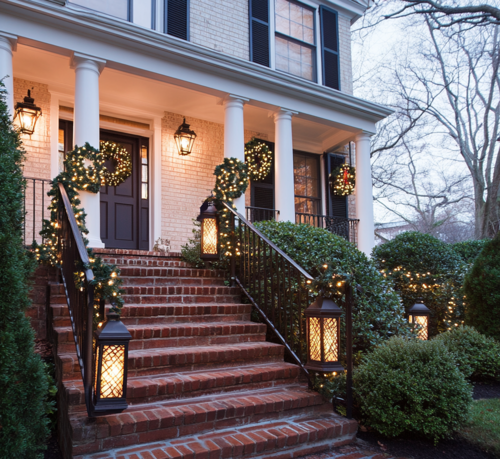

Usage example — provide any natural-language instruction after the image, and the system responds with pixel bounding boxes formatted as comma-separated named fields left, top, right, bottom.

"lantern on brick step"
left=198, top=200, right=219, bottom=260
left=14, top=89, right=42, bottom=135
left=174, top=117, right=197, bottom=156
left=305, top=297, right=344, bottom=373
left=408, top=299, right=431, bottom=340
left=93, top=312, right=131, bottom=414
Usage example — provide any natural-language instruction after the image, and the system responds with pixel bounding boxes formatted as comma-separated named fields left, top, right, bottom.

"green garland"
left=100, top=140, right=132, bottom=187
left=213, top=157, right=249, bottom=206
left=245, top=138, right=272, bottom=181
left=330, top=163, right=355, bottom=196
left=33, top=142, right=125, bottom=315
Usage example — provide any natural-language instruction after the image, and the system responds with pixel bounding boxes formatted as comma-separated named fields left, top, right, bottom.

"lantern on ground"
left=197, top=200, right=219, bottom=261
left=14, top=89, right=42, bottom=135
left=174, top=118, right=197, bottom=155
left=93, top=312, right=131, bottom=414
left=305, top=296, right=344, bottom=373
left=409, top=299, right=431, bottom=340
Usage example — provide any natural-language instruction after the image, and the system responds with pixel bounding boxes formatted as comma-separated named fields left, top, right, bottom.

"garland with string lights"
left=245, top=138, right=272, bottom=181
left=213, top=157, right=249, bottom=207
left=330, top=163, right=355, bottom=196
left=100, top=140, right=132, bottom=187
left=33, top=143, right=125, bottom=315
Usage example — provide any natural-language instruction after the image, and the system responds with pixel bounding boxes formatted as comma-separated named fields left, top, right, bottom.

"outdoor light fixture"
left=408, top=299, right=431, bottom=340
left=198, top=200, right=219, bottom=261
left=93, top=312, right=131, bottom=415
left=14, top=89, right=42, bottom=135
left=174, top=117, right=197, bottom=155
left=305, top=296, right=344, bottom=373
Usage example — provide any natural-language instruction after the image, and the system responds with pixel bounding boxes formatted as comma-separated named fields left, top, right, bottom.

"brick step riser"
left=100, top=258, right=194, bottom=268
left=123, top=295, right=242, bottom=305
left=71, top=393, right=329, bottom=456
left=121, top=277, right=227, bottom=287
left=122, top=314, right=252, bottom=325
left=122, top=286, right=239, bottom=296
left=117, top=267, right=224, bottom=278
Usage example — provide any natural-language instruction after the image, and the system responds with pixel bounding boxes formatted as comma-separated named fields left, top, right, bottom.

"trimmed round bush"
left=255, top=221, right=412, bottom=352
left=464, top=233, right=500, bottom=341
left=372, top=231, right=466, bottom=336
left=433, top=326, right=500, bottom=381
left=354, top=336, right=472, bottom=442
left=451, top=239, right=489, bottom=265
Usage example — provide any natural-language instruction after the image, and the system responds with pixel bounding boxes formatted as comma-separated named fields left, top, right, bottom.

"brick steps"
left=118, top=267, right=224, bottom=278
left=64, top=363, right=301, bottom=408
left=123, top=294, right=242, bottom=305
left=121, top=276, right=227, bottom=287
left=75, top=413, right=356, bottom=459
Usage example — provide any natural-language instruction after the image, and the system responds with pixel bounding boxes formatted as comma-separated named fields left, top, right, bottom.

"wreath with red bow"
left=330, top=163, right=355, bottom=196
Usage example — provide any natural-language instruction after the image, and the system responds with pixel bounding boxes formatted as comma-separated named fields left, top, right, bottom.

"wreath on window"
left=213, top=157, right=249, bottom=206
left=330, top=163, right=356, bottom=196
left=100, top=140, right=133, bottom=187
left=245, top=138, right=273, bottom=181
left=65, top=144, right=104, bottom=194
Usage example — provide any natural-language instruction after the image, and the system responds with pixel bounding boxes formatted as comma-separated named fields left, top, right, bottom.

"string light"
left=100, top=141, right=132, bottom=187
left=245, top=138, right=273, bottom=181
left=330, top=163, right=355, bottom=196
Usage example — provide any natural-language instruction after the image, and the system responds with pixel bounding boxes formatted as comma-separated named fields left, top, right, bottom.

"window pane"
left=274, top=36, right=314, bottom=81
left=290, top=2, right=302, bottom=23
left=276, top=0, right=290, bottom=18
left=70, top=0, right=128, bottom=20
left=133, top=0, right=152, bottom=28
left=276, top=15, right=290, bottom=36
left=303, top=8, right=314, bottom=28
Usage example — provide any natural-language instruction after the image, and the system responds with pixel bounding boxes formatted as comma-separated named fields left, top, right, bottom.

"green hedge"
left=0, top=84, right=50, bottom=457
left=373, top=231, right=466, bottom=336
left=451, top=239, right=489, bottom=265
left=255, top=221, right=412, bottom=352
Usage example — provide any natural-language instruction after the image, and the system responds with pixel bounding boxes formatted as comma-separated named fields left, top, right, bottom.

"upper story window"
left=275, top=0, right=315, bottom=82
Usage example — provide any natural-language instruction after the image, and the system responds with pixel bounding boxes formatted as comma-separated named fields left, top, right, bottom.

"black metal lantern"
left=93, top=312, right=131, bottom=415
left=14, top=89, right=42, bottom=135
left=174, top=118, right=197, bottom=156
left=305, top=296, right=344, bottom=373
left=197, top=200, right=219, bottom=260
left=409, top=299, right=431, bottom=340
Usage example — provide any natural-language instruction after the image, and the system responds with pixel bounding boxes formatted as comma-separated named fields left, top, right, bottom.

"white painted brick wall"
left=338, top=14, right=353, bottom=95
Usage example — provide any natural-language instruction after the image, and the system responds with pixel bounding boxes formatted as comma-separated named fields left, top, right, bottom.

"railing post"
left=345, top=283, right=353, bottom=419
left=85, top=287, right=95, bottom=416
left=230, top=211, right=236, bottom=287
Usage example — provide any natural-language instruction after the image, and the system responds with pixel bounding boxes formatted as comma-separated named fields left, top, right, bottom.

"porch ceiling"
left=14, top=44, right=357, bottom=152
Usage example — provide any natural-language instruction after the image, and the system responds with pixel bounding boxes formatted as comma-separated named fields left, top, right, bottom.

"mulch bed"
left=44, top=435, right=63, bottom=459
left=473, top=381, right=500, bottom=400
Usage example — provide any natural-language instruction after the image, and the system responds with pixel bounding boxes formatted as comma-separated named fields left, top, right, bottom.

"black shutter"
left=320, top=6, right=340, bottom=90
left=249, top=0, right=270, bottom=67
left=165, top=0, right=189, bottom=40
left=324, top=153, right=347, bottom=217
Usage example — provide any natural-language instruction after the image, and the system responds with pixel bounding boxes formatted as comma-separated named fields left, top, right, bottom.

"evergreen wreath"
left=213, top=157, right=249, bottom=206
left=245, top=138, right=272, bottom=181
left=65, top=144, right=105, bottom=193
left=100, top=140, right=133, bottom=187
left=330, top=163, right=356, bottom=196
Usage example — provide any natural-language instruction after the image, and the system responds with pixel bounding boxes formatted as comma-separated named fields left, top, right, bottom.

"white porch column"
left=72, top=53, right=106, bottom=248
left=355, top=132, right=375, bottom=256
left=0, top=33, right=17, bottom=117
left=223, top=95, right=248, bottom=212
left=274, top=109, right=296, bottom=222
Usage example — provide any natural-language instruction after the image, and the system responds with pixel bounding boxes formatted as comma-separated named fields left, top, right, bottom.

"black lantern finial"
left=408, top=298, right=431, bottom=340
left=14, top=88, right=42, bottom=135
left=174, top=117, right=197, bottom=156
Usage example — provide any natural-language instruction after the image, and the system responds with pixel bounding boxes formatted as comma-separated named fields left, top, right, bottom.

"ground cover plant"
left=0, top=83, right=50, bottom=457
left=464, top=233, right=500, bottom=341
left=373, top=231, right=466, bottom=337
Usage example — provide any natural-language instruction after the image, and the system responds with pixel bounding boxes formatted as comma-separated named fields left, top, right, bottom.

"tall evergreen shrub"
left=464, top=233, right=500, bottom=341
left=0, top=84, right=49, bottom=457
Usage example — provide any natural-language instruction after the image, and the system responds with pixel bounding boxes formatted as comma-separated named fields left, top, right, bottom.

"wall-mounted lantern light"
left=198, top=199, right=219, bottom=261
left=305, top=296, right=344, bottom=373
left=409, top=299, right=431, bottom=340
left=93, top=312, right=131, bottom=415
left=14, top=89, right=42, bottom=135
left=174, top=117, right=197, bottom=155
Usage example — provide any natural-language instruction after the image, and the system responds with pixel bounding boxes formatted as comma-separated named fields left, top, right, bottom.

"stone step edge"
left=74, top=413, right=358, bottom=459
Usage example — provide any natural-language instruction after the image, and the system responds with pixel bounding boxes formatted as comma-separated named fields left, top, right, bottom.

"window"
left=275, top=0, right=316, bottom=81
left=294, top=152, right=320, bottom=214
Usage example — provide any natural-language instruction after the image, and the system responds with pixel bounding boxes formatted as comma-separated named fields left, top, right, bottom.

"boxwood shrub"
left=433, top=326, right=500, bottom=381
left=372, top=231, right=466, bottom=336
left=354, top=336, right=472, bottom=442
left=254, top=221, right=413, bottom=352
left=451, top=239, right=489, bottom=265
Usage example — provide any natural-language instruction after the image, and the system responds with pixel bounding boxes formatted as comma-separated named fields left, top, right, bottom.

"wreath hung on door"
left=244, top=138, right=273, bottom=181
left=330, top=163, right=356, bottom=196
left=100, top=140, right=133, bottom=187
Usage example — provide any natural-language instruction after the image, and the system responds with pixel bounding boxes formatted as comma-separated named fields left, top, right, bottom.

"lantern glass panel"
left=95, top=344, right=126, bottom=398
left=410, top=315, right=428, bottom=340
left=15, top=107, right=40, bottom=135
left=324, top=318, right=338, bottom=362
left=202, top=218, right=218, bottom=255
left=308, top=317, right=322, bottom=361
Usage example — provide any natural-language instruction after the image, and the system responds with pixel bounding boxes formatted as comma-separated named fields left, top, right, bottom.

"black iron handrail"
left=296, top=213, right=359, bottom=246
left=224, top=202, right=313, bottom=378
left=245, top=206, right=280, bottom=223
left=56, top=182, right=96, bottom=416
left=23, top=177, right=52, bottom=246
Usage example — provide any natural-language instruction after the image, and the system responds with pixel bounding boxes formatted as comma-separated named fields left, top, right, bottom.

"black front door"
left=100, top=130, right=149, bottom=250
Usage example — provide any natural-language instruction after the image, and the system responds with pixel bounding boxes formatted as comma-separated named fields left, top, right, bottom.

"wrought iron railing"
left=56, top=182, right=101, bottom=416
left=245, top=206, right=280, bottom=223
left=23, top=177, right=52, bottom=246
left=296, top=213, right=359, bottom=246
left=224, top=202, right=313, bottom=377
